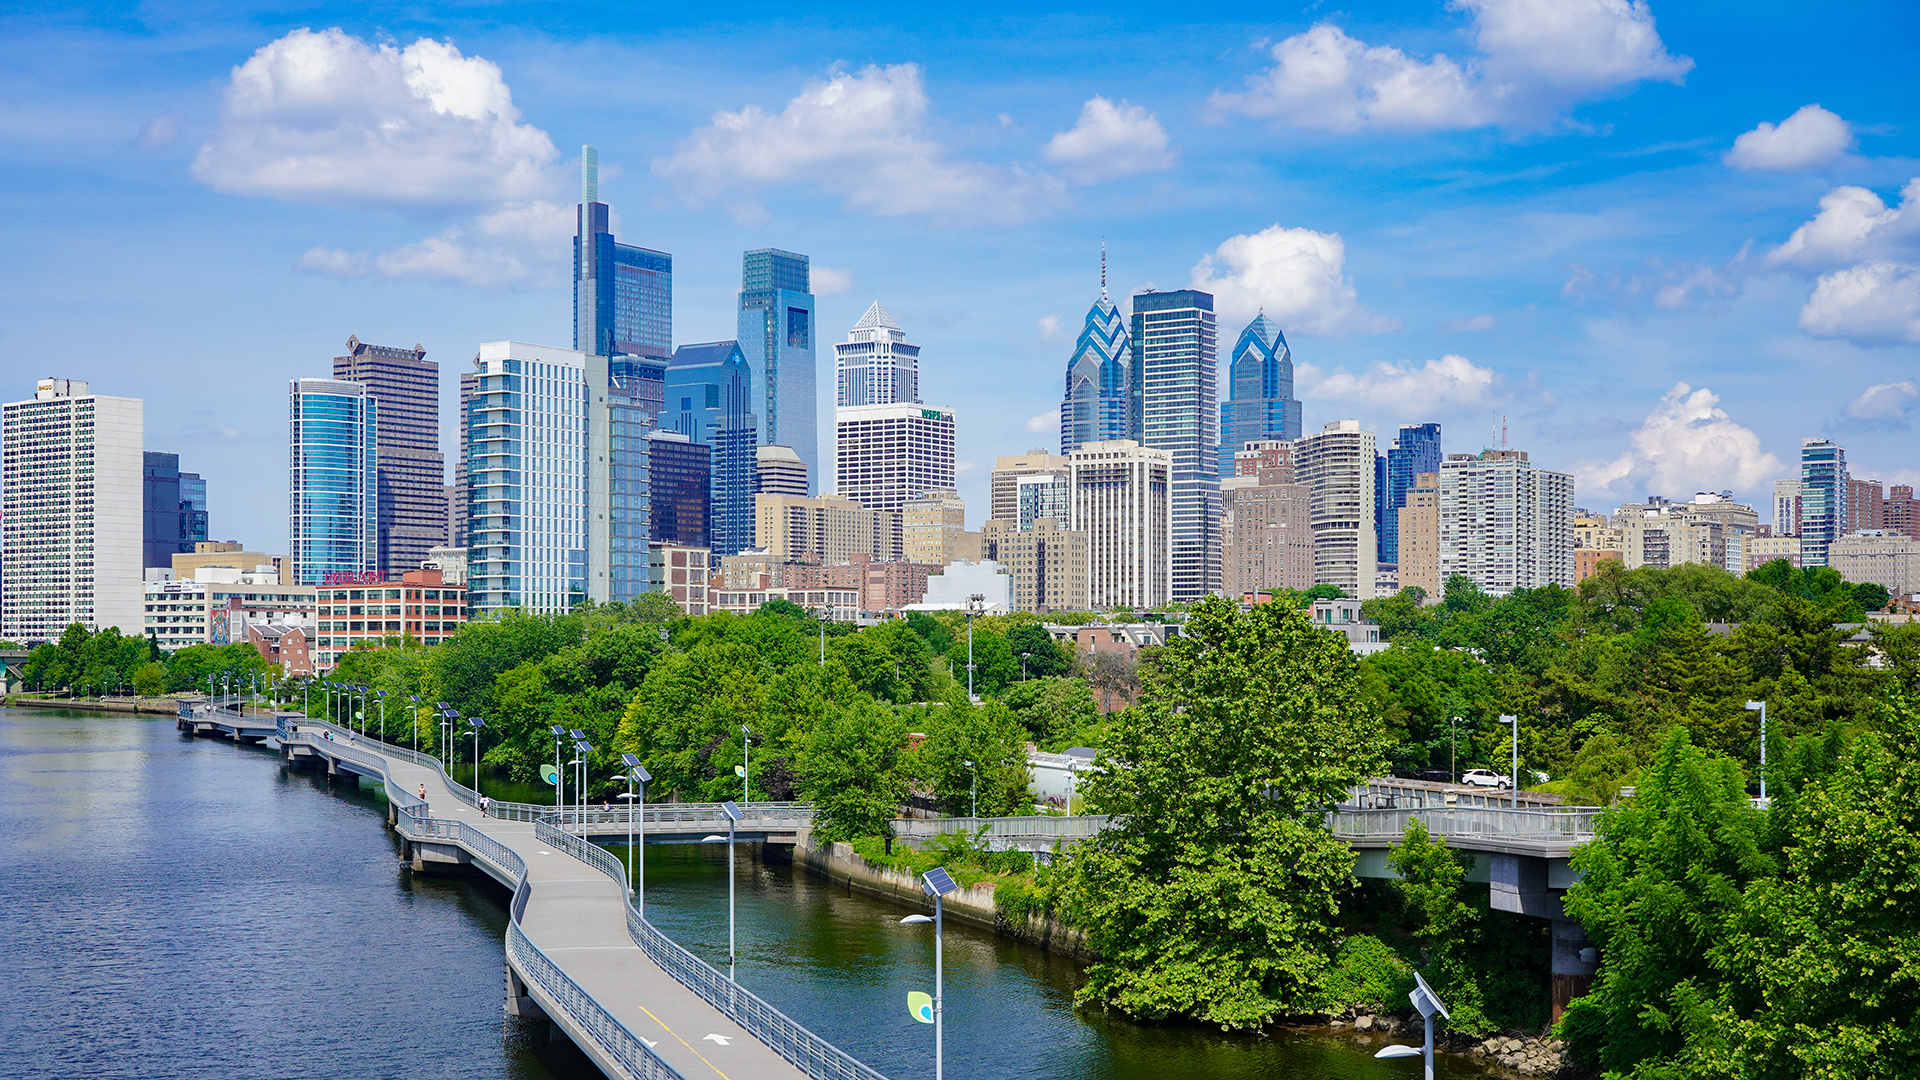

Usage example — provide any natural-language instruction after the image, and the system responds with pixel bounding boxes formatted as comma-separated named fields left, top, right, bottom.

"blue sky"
left=4, top=0, right=1918, bottom=551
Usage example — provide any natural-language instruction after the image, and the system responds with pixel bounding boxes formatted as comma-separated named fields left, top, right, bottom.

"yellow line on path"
left=638, top=1004, right=732, bottom=1080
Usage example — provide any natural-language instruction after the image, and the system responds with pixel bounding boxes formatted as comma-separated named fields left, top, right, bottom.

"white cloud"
left=1725, top=104, right=1854, bottom=170
left=1211, top=0, right=1692, bottom=132
left=1042, top=96, right=1176, bottom=182
left=812, top=265, right=854, bottom=296
left=1767, top=179, right=1920, bottom=271
left=193, top=28, right=559, bottom=209
left=1298, top=354, right=1503, bottom=412
left=137, top=114, right=181, bottom=150
left=1444, top=313, right=1496, bottom=331
left=1797, top=261, right=1920, bottom=347
left=1024, top=411, right=1058, bottom=434
left=1037, top=314, right=1064, bottom=340
left=1842, top=380, right=1920, bottom=425
left=1190, top=224, right=1399, bottom=335
left=297, top=199, right=570, bottom=289
left=1577, top=383, right=1784, bottom=498
left=655, top=64, right=1065, bottom=222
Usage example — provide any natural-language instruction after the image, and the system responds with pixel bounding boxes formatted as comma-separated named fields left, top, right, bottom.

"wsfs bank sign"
left=323, top=572, right=384, bottom=586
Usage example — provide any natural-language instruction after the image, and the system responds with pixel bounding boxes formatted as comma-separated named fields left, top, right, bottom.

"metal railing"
left=552, top=805, right=817, bottom=832
left=891, top=814, right=1116, bottom=844
left=537, top=820, right=888, bottom=1080
left=1328, top=805, right=1598, bottom=842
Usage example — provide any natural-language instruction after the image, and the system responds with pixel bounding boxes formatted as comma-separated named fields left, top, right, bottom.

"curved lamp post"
left=901, top=865, right=959, bottom=1080
left=467, top=717, right=485, bottom=796
left=700, top=800, right=746, bottom=982
left=1374, top=971, right=1451, bottom=1080
left=621, top=754, right=652, bottom=909
left=1497, top=714, right=1518, bottom=808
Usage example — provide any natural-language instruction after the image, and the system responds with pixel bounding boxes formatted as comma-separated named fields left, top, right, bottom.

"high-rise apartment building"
left=903, top=488, right=967, bottom=565
left=755, top=493, right=901, bottom=564
left=1061, top=256, right=1130, bottom=454
left=1398, top=472, right=1442, bottom=597
left=1068, top=440, right=1171, bottom=611
left=1017, top=473, right=1069, bottom=532
left=1616, top=499, right=1728, bottom=573
left=466, top=342, right=587, bottom=613
left=453, top=369, right=477, bottom=550
left=836, top=303, right=919, bottom=407
left=666, top=341, right=758, bottom=556
left=1380, top=423, right=1443, bottom=566
left=333, top=336, right=445, bottom=577
left=289, top=378, right=377, bottom=587
left=981, top=517, right=1090, bottom=613
left=989, top=452, right=1068, bottom=524
left=2, top=378, right=144, bottom=641
left=595, top=357, right=653, bottom=603
left=1847, top=476, right=1885, bottom=534
left=835, top=402, right=956, bottom=516
left=180, top=470, right=208, bottom=548
left=574, top=146, right=671, bottom=359
left=648, top=431, right=711, bottom=549
left=739, top=249, right=817, bottom=491
left=1772, top=478, right=1801, bottom=537
left=1221, top=440, right=1313, bottom=598
left=1293, top=420, right=1378, bottom=600
left=1131, top=289, right=1220, bottom=601
left=1800, top=438, right=1847, bottom=568
left=755, top=444, right=809, bottom=497
left=1438, top=448, right=1574, bottom=596
left=1217, top=313, right=1301, bottom=478
left=1887, top=486, right=1917, bottom=537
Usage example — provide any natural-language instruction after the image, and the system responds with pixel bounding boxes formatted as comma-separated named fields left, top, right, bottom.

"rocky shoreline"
left=1316, top=1006, right=1569, bottom=1076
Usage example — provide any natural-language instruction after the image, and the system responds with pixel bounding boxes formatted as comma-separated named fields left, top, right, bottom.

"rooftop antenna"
left=1100, top=238, right=1108, bottom=300
left=1501, top=414, right=1508, bottom=450
left=582, top=144, right=599, bottom=204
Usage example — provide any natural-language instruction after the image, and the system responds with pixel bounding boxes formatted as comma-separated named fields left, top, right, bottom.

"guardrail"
left=537, top=820, right=888, bottom=1080
left=552, top=805, right=817, bottom=831
left=1328, top=805, right=1598, bottom=842
left=891, top=814, right=1115, bottom=844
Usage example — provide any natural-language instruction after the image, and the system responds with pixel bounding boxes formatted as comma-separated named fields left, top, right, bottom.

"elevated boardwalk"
left=270, top=714, right=882, bottom=1080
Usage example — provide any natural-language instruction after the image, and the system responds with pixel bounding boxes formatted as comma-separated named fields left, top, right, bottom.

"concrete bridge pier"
left=1551, top=919, right=1595, bottom=1020
left=504, top=965, right=547, bottom=1020
left=402, top=838, right=474, bottom=874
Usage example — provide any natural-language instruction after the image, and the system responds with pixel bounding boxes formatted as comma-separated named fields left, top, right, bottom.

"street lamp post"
left=468, top=718, right=486, bottom=797
left=741, top=725, right=751, bottom=804
left=1019, top=652, right=1031, bottom=681
left=964, top=759, right=977, bottom=819
left=965, top=593, right=985, bottom=700
left=1451, top=716, right=1461, bottom=784
left=901, top=866, right=959, bottom=1080
left=1375, top=972, right=1451, bottom=1080
left=570, top=730, right=591, bottom=829
left=551, top=725, right=568, bottom=818
left=701, top=800, right=746, bottom=982
left=621, top=754, right=651, bottom=908
left=1745, top=700, right=1768, bottom=801
left=409, top=696, right=420, bottom=755
left=376, top=690, right=386, bottom=743
left=1498, top=714, right=1518, bottom=809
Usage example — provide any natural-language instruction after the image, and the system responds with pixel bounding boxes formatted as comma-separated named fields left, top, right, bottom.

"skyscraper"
left=1131, top=289, right=1220, bottom=601
left=334, top=336, right=444, bottom=577
left=667, top=341, right=758, bottom=556
left=835, top=402, right=957, bottom=516
left=1381, top=423, right=1443, bottom=565
left=1068, top=440, right=1171, bottom=611
left=466, top=342, right=587, bottom=613
left=289, top=378, right=377, bottom=587
left=1438, top=449, right=1574, bottom=596
left=1221, top=441, right=1313, bottom=598
left=1772, top=478, right=1801, bottom=537
left=179, top=470, right=208, bottom=548
left=2, top=378, right=143, bottom=641
left=603, top=359, right=655, bottom=602
left=1216, top=313, right=1301, bottom=478
left=836, top=303, right=919, bottom=406
left=648, top=431, right=711, bottom=549
left=143, top=452, right=188, bottom=570
left=1293, top=419, right=1377, bottom=600
left=1061, top=251, right=1130, bottom=454
left=1800, top=438, right=1848, bottom=568
left=989, top=452, right=1068, bottom=524
left=574, top=146, right=671, bottom=359
left=739, top=249, right=817, bottom=492
left=755, top=445, right=809, bottom=497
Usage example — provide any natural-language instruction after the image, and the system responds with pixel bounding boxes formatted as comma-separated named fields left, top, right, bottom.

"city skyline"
left=3, top=3, right=1916, bottom=554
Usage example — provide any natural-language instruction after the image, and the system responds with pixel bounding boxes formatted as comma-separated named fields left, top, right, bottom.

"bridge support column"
left=504, top=964, right=547, bottom=1020
left=1550, top=919, right=1595, bottom=1023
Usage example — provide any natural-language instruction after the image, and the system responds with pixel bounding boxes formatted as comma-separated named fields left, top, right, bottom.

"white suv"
left=1460, top=769, right=1511, bottom=789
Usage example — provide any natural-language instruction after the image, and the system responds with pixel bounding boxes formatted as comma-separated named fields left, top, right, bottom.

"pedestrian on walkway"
left=480, top=795, right=491, bottom=815
left=417, top=784, right=429, bottom=814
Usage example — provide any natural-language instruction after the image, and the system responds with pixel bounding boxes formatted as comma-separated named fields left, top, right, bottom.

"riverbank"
left=2, top=694, right=178, bottom=715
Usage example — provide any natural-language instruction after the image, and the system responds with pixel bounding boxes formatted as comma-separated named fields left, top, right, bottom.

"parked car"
left=1416, top=769, right=1452, bottom=784
left=1460, top=769, right=1511, bottom=789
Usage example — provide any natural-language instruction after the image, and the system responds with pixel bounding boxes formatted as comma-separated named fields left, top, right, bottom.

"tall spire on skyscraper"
left=1100, top=238, right=1108, bottom=300
left=582, top=144, right=599, bottom=204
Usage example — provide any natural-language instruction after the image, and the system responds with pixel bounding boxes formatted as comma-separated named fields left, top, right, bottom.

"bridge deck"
left=281, top=721, right=839, bottom=1080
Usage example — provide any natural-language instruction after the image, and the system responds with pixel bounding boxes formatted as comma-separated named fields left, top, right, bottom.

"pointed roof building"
left=836, top=301, right=919, bottom=406
left=1060, top=245, right=1132, bottom=454
left=1218, top=311, right=1301, bottom=478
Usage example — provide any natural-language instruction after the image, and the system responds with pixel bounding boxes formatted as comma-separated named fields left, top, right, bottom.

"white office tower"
left=1772, top=478, right=1800, bottom=537
left=1439, top=448, right=1574, bottom=595
left=1292, top=420, right=1378, bottom=600
left=835, top=402, right=956, bottom=515
left=836, top=302, right=920, bottom=406
left=1, top=378, right=144, bottom=641
left=466, top=342, right=588, bottom=614
left=1068, top=440, right=1171, bottom=611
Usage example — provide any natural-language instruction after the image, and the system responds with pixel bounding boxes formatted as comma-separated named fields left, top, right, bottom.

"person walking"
left=480, top=795, right=491, bottom=815
left=417, top=784, right=429, bottom=815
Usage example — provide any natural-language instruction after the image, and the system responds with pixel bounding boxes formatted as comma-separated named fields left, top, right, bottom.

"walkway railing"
left=537, top=820, right=888, bottom=1080
left=891, top=814, right=1114, bottom=844
left=1328, top=805, right=1598, bottom=842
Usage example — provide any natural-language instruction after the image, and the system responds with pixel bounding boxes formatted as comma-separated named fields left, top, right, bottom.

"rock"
left=1328, top=1020, right=1345, bottom=1029
left=1354, top=1015, right=1374, bottom=1031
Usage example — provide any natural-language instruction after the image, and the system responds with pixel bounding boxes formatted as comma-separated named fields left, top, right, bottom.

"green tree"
left=914, top=699, right=1032, bottom=817
left=1006, top=621, right=1070, bottom=680
left=1002, top=676, right=1105, bottom=750
left=132, top=662, right=168, bottom=698
left=1387, top=820, right=1491, bottom=1033
left=1063, top=596, right=1388, bottom=1028
left=799, top=701, right=909, bottom=840
left=945, top=625, right=1017, bottom=696
left=1362, top=586, right=1435, bottom=642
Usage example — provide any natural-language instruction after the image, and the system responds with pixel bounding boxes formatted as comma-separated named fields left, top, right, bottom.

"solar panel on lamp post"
left=701, top=800, right=746, bottom=983
left=621, top=754, right=652, bottom=907
left=573, top=740, right=594, bottom=831
left=1374, top=971, right=1451, bottom=1080
left=901, top=865, right=959, bottom=1080
left=551, top=725, right=568, bottom=816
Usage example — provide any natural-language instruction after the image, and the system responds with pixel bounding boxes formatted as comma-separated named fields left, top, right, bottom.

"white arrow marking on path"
left=641, top=1038, right=657, bottom=1048
left=703, top=1034, right=731, bottom=1046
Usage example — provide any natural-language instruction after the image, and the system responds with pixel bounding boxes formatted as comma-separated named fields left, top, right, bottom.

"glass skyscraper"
left=1132, top=288, right=1220, bottom=602
left=606, top=364, right=655, bottom=602
left=289, top=379, right=377, bottom=586
left=1381, top=423, right=1443, bottom=565
left=837, top=302, right=920, bottom=406
left=648, top=431, right=712, bottom=549
left=1799, top=438, right=1848, bottom=568
left=666, top=341, right=757, bottom=556
left=466, top=342, right=587, bottom=614
left=334, top=336, right=444, bottom=577
left=574, top=146, right=671, bottom=359
left=738, top=249, right=817, bottom=492
left=1061, top=268, right=1130, bottom=455
left=1216, top=313, right=1300, bottom=478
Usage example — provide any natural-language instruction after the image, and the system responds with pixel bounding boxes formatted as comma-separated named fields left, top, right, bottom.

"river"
left=0, top=708, right=1491, bottom=1079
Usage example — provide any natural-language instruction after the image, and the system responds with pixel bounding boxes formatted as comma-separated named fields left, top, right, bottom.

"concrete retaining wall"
left=4, top=696, right=179, bottom=715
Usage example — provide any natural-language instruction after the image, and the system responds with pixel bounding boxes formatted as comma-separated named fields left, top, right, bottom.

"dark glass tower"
left=334, top=336, right=443, bottom=577
left=738, top=249, right=817, bottom=492
left=667, top=341, right=758, bottom=556
left=1381, top=423, right=1443, bottom=565
left=648, top=432, right=711, bottom=548
left=142, top=452, right=184, bottom=570
left=1131, top=288, right=1220, bottom=601
left=1217, top=313, right=1301, bottom=478
left=575, top=146, right=672, bottom=359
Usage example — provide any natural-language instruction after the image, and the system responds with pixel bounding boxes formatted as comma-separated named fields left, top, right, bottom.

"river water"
left=0, top=708, right=1490, bottom=1080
